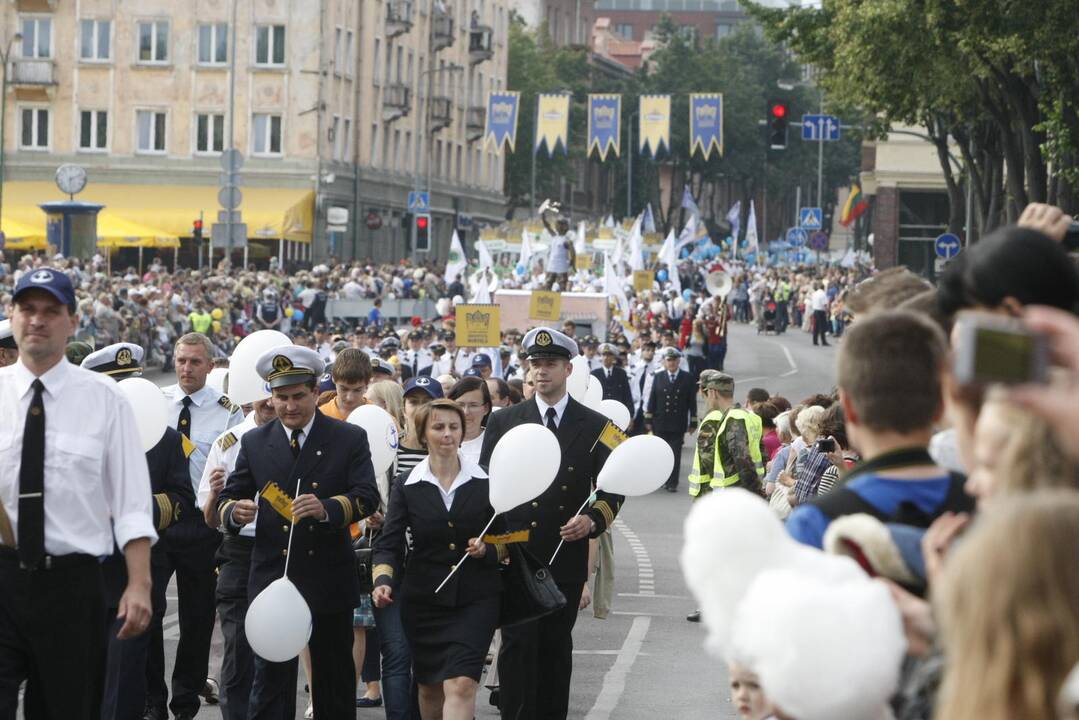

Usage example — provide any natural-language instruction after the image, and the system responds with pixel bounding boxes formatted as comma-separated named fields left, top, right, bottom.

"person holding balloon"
left=372, top=398, right=502, bottom=720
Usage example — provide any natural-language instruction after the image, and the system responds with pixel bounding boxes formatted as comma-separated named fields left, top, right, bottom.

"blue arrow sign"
left=935, top=232, right=961, bottom=259
left=801, top=114, right=841, bottom=142
left=407, top=191, right=430, bottom=213
left=800, top=207, right=823, bottom=230
left=786, top=227, right=807, bottom=246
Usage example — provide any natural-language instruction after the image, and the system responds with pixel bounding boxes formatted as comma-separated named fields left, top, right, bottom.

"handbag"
left=353, top=534, right=374, bottom=594
left=499, top=544, right=566, bottom=628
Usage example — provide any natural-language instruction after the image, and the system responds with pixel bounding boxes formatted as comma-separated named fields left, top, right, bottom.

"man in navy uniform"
left=81, top=343, right=196, bottom=720
left=590, top=344, right=633, bottom=418
left=645, top=347, right=698, bottom=493
left=480, top=327, right=623, bottom=720
left=217, top=345, right=380, bottom=719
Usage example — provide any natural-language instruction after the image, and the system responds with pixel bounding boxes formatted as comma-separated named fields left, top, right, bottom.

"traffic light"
left=414, top=213, right=430, bottom=252
left=193, top=218, right=204, bottom=242
left=768, top=100, right=789, bottom=149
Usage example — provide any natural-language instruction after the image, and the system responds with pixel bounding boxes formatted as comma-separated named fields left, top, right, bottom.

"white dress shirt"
left=197, top=414, right=259, bottom=537
left=810, top=289, right=829, bottom=312
left=405, top=451, right=488, bottom=511
left=163, top=383, right=243, bottom=495
left=0, top=359, right=156, bottom=556
left=280, top=414, right=316, bottom=450
left=534, top=392, right=570, bottom=429
left=460, top=431, right=485, bottom=466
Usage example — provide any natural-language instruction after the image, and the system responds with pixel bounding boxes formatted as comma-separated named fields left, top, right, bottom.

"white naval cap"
left=256, top=345, right=326, bottom=389
left=81, top=342, right=145, bottom=377
left=0, top=319, right=14, bottom=350
left=521, top=327, right=576, bottom=359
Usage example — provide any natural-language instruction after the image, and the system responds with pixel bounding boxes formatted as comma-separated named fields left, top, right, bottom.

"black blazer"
left=218, top=412, right=381, bottom=614
left=479, top=396, right=622, bottom=585
left=373, top=468, right=502, bottom=607
left=645, top=369, right=698, bottom=434
left=591, top=366, right=634, bottom=416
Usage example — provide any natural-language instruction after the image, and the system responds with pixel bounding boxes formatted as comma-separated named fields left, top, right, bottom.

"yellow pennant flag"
left=639, top=95, right=671, bottom=158
left=535, top=93, right=570, bottom=157
left=180, top=434, right=197, bottom=458
left=260, top=482, right=295, bottom=523
left=597, top=421, right=629, bottom=451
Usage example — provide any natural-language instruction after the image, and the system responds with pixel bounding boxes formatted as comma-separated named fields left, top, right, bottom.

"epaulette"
left=218, top=395, right=241, bottom=414
left=217, top=432, right=238, bottom=452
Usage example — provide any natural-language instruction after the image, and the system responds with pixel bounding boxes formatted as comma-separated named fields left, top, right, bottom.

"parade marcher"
left=702, top=301, right=731, bottom=372
left=422, top=339, right=453, bottom=378
left=372, top=399, right=503, bottom=720
left=216, top=345, right=381, bottom=718
left=0, top=268, right=155, bottom=718
left=0, top=319, right=17, bottom=366
left=480, top=327, right=623, bottom=720
left=591, top=344, right=634, bottom=418
left=645, top=347, right=698, bottom=493
left=401, top=330, right=432, bottom=380
left=628, top=340, right=656, bottom=435
left=150, top=332, right=243, bottom=720
left=81, top=343, right=197, bottom=720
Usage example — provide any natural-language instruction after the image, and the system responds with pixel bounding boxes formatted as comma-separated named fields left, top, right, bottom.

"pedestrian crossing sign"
left=407, top=191, right=430, bottom=213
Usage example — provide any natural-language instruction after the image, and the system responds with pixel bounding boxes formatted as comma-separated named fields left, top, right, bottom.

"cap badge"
left=536, top=331, right=552, bottom=347
left=116, top=348, right=133, bottom=366
left=272, top=355, right=293, bottom=373
left=416, top=376, right=430, bottom=386
left=30, top=270, right=53, bottom=284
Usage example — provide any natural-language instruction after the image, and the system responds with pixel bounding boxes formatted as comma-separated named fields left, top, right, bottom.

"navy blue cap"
left=319, top=364, right=336, bottom=393
left=471, top=353, right=492, bottom=368
left=14, top=268, right=76, bottom=308
left=463, top=367, right=483, bottom=378
left=403, top=375, right=444, bottom=399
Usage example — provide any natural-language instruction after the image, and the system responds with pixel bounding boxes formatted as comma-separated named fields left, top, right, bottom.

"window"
left=21, top=17, right=51, bottom=58
left=373, top=38, right=381, bottom=84
left=252, top=113, right=282, bottom=155
left=137, top=20, right=169, bottom=63
left=715, top=22, right=732, bottom=38
left=196, top=113, right=225, bottom=154
left=198, top=23, right=228, bottom=65
left=20, top=107, right=48, bottom=149
left=136, top=110, right=167, bottom=153
left=79, top=110, right=108, bottom=150
left=345, top=30, right=354, bottom=75
left=80, top=19, right=111, bottom=61
left=613, top=23, right=634, bottom=39
left=255, top=25, right=286, bottom=66
left=342, top=118, right=352, bottom=160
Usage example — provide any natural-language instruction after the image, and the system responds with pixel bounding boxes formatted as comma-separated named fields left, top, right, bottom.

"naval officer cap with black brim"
left=522, top=327, right=576, bottom=360
left=256, top=346, right=326, bottom=389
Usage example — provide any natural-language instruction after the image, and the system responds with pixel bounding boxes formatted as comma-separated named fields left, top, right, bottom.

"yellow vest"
left=688, top=408, right=764, bottom=497
left=189, top=311, right=213, bottom=334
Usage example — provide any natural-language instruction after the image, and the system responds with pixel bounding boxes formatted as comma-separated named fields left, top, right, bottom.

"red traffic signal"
left=416, top=216, right=429, bottom=230
left=770, top=103, right=788, bottom=119
left=767, top=99, right=789, bottom=150
left=193, top=219, right=203, bottom=232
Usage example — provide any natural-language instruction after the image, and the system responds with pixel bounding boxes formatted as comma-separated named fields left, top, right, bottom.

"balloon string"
left=282, top=474, right=303, bottom=579
left=548, top=492, right=596, bottom=566
left=434, top=512, right=497, bottom=594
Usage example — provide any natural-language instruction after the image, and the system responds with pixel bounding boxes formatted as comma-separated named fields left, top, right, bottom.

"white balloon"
left=245, top=578, right=312, bottom=662
left=597, top=399, right=632, bottom=431
left=567, top=354, right=590, bottom=401
left=488, top=424, right=561, bottom=513
left=206, top=367, right=228, bottom=395
left=596, top=435, right=673, bottom=496
left=117, top=378, right=168, bottom=451
left=228, top=330, right=292, bottom=405
left=346, top=404, right=400, bottom=475
left=583, top=376, right=603, bottom=411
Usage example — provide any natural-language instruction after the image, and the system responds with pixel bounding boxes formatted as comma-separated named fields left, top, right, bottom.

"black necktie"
left=19, top=379, right=46, bottom=569
left=669, top=373, right=676, bottom=384
left=178, top=396, right=193, bottom=438
left=545, top=407, right=558, bottom=432
left=290, top=428, right=302, bottom=458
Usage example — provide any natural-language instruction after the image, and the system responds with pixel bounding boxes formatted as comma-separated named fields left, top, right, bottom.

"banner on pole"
left=484, top=92, right=520, bottom=154
left=632, top=270, right=653, bottom=293
left=455, top=304, right=501, bottom=347
left=639, top=95, right=670, bottom=158
left=528, top=290, right=562, bottom=321
left=535, top=94, right=570, bottom=157
left=689, top=94, right=723, bottom=160
left=587, top=94, right=621, bottom=161
left=575, top=253, right=594, bottom=270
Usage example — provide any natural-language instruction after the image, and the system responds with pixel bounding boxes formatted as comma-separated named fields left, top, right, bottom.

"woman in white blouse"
left=448, top=376, right=492, bottom=466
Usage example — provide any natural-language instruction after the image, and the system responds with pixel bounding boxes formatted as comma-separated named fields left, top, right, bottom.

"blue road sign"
left=800, top=207, right=823, bottom=230
left=787, top=227, right=807, bottom=246
left=935, top=232, right=962, bottom=259
left=809, top=231, right=830, bottom=251
left=801, top=114, right=841, bottom=142
left=407, top=191, right=430, bottom=213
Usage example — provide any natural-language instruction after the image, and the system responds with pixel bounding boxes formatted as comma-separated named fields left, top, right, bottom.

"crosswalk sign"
left=799, top=207, right=823, bottom=230
left=407, top=191, right=430, bottom=213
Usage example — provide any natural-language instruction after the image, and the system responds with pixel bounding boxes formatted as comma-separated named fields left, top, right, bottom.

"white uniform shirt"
left=197, top=414, right=259, bottom=537
left=427, top=355, right=454, bottom=378
left=401, top=348, right=433, bottom=377
left=810, top=289, right=829, bottom=312
left=0, top=359, right=156, bottom=556
left=162, top=383, right=244, bottom=495
left=630, top=361, right=656, bottom=415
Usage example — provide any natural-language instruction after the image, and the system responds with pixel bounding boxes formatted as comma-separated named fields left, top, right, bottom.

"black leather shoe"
left=200, top=678, right=220, bottom=705
left=143, top=706, right=166, bottom=720
left=489, top=689, right=500, bottom=707
left=686, top=610, right=701, bottom=622
left=665, top=485, right=677, bottom=493
left=357, top=696, right=383, bottom=708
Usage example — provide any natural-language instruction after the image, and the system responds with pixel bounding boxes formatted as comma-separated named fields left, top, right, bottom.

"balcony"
left=382, top=83, right=412, bottom=122
left=429, top=97, right=452, bottom=132
left=385, top=0, right=413, bottom=38
left=469, top=26, right=493, bottom=65
left=9, top=59, right=56, bottom=87
left=466, top=106, right=485, bottom=142
left=432, top=13, right=454, bottom=52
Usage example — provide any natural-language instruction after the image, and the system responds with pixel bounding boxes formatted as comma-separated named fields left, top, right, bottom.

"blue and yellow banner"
left=690, top=94, right=723, bottom=160
left=639, top=95, right=670, bottom=158
left=587, top=94, right=621, bottom=161
left=535, top=94, right=571, bottom=156
left=484, top=91, right=520, bottom=154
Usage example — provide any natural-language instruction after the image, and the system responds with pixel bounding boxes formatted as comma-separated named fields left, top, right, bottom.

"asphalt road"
left=153, top=320, right=837, bottom=719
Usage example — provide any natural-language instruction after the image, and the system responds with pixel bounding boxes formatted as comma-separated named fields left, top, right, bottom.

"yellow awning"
left=1, top=217, right=47, bottom=250
left=3, top=182, right=316, bottom=243
left=96, top=213, right=179, bottom=248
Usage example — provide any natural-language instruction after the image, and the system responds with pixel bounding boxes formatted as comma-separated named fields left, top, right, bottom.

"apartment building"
left=0, top=0, right=510, bottom=264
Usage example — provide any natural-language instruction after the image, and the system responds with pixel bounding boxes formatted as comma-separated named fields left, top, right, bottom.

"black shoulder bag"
left=353, top=532, right=374, bottom=594
left=499, top=544, right=566, bottom=628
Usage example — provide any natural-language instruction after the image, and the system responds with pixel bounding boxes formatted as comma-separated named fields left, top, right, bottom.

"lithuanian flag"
left=840, top=184, right=869, bottom=227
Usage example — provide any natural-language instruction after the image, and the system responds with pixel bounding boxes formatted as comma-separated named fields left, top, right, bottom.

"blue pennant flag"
left=587, top=94, right=621, bottom=161
left=484, top=92, right=520, bottom=154
left=689, top=94, right=723, bottom=160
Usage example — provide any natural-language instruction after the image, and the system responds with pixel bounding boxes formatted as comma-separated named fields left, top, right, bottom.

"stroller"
left=758, top=301, right=778, bottom=335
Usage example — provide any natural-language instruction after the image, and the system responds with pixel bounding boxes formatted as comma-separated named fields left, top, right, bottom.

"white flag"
left=603, top=252, right=629, bottom=318
left=517, top=228, right=533, bottom=275
left=745, top=199, right=759, bottom=258
left=477, top=239, right=494, bottom=270
left=444, top=230, right=467, bottom=283
left=659, top=228, right=682, bottom=297
left=611, top=232, right=625, bottom=275
left=643, top=204, right=657, bottom=234
left=470, top=272, right=492, bottom=304
left=628, top=215, right=645, bottom=272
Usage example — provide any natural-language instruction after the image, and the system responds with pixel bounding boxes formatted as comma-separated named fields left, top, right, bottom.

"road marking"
left=613, top=519, right=654, bottom=597
left=617, top=592, right=689, bottom=599
left=584, top=616, right=651, bottom=720
left=162, top=612, right=180, bottom=640
left=770, top=340, right=799, bottom=377
left=574, top=649, right=651, bottom=656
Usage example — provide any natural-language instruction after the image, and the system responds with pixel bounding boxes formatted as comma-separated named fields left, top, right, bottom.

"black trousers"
left=0, top=554, right=106, bottom=720
left=657, top=431, right=685, bottom=490
left=812, top=310, right=829, bottom=345
left=215, top=535, right=255, bottom=720
left=248, top=609, right=354, bottom=720
left=146, top=533, right=221, bottom=717
left=498, top=582, right=585, bottom=720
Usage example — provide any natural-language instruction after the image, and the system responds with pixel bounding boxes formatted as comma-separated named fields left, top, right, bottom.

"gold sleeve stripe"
left=333, top=495, right=353, bottom=525
left=372, top=563, right=395, bottom=580
left=353, top=498, right=366, bottom=520
left=484, top=530, right=530, bottom=544
left=219, top=500, right=237, bottom=527
left=593, top=501, right=615, bottom=528
left=153, top=494, right=173, bottom=531
left=495, top=544, right=509, bottom=563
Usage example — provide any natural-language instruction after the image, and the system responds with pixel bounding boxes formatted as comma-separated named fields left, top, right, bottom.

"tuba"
left=705, top=270, right=733, bottom=298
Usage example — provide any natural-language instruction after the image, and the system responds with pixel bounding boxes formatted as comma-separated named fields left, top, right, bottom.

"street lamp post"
left=0, top=32, right=23, bottom=239
left=626, top=110, right=638, bottom=218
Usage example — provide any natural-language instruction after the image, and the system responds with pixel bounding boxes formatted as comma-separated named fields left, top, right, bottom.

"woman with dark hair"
left=937, top=225, right=1079, bottom=318
left=448, top=376, right=492, bottom=465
